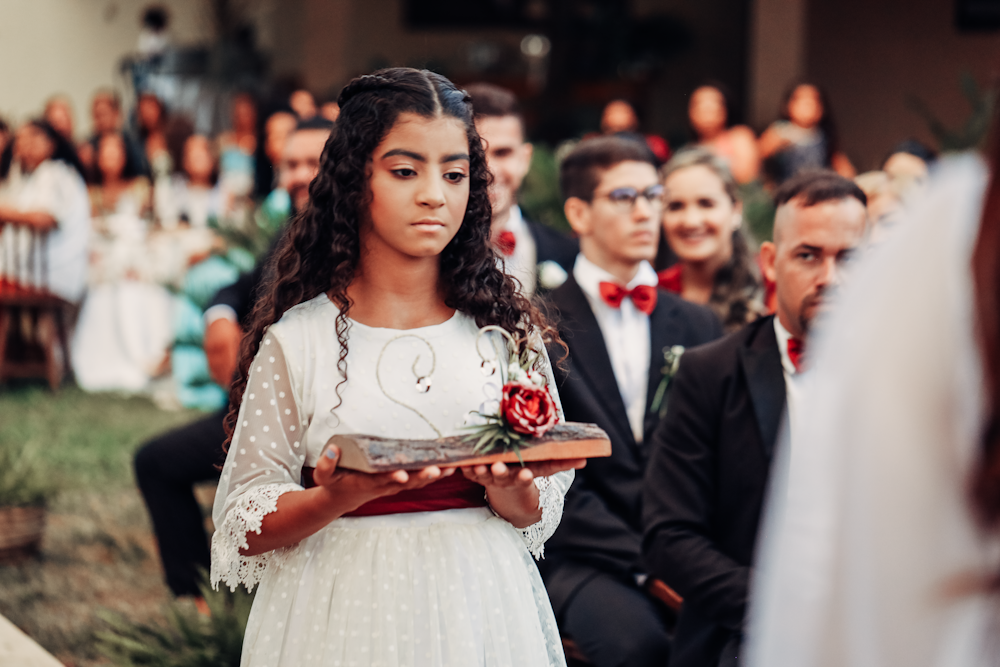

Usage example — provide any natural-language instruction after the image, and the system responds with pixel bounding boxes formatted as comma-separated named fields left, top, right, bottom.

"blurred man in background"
left=466, top=82, right=578, bottom=296
left=642, top=171, right=867, bottom=667
left=540, top=136, right=721, bottom=667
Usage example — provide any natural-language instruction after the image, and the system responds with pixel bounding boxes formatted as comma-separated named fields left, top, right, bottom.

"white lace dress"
left=211, top=294, right=572, bottom=667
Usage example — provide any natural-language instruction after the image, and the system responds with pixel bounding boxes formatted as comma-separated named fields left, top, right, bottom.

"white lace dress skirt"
left=243, top=507, right=563, bottom=666
left=211, top=298, right=571, bottom=667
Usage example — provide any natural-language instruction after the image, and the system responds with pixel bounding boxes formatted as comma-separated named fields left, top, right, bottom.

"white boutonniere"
left=537, top=260, right=568, bottom=290
left=650, top=345, right=685, bottom=419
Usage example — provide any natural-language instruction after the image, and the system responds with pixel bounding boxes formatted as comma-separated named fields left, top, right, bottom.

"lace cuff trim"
left=210, top=482, right=302, bottom=592
left=519, top=475, right=564, bottom=560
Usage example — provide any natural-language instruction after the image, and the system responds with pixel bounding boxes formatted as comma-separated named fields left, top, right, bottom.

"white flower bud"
left=538, top=260, right=568, bottom=290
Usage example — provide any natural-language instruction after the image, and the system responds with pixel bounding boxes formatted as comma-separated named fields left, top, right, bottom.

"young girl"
left=210, top=67, right=582, bottom=666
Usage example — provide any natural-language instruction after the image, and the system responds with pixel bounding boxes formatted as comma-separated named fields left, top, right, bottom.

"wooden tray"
left=328, top=422, right=610, bottom=473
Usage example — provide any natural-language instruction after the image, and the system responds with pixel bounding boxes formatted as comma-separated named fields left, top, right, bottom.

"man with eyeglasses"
left=642, top=170, right=868, bottom=667
left=538, top=136, right=722, bottom=667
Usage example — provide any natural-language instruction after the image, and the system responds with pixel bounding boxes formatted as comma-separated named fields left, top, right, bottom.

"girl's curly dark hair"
left=225, top=67, right=559, bottom=442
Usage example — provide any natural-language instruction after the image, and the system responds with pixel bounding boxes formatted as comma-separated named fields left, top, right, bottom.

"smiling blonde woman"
left=659, top=148, right=764, bottom=332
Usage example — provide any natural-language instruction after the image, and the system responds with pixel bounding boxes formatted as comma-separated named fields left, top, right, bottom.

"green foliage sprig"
left=908, top=72, right=998, bottom=153
left=96, top=577, right=253, bottom=667
left=650, top=345, right=685, bottom=419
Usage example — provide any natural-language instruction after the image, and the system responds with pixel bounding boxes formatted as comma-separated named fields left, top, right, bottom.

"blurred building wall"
left=283, top=0, right=750, bottom=142
left=286, top=0, right=526, bottom=99
left=806, top=0, right=1000, bottom=170
left=0, top=0, right=214, bottom=137
left=643, top=0, right=750, bottom=140
left=749, top=0, right=805, bottom=129
left=4, top=0, right=996, bottom=169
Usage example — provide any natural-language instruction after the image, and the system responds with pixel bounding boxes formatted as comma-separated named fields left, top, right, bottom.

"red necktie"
left=496, top=230, right=516, bottom=256
left=599, top=282, right=658, bottom=315
left=787, top=337, right=806, bottom=373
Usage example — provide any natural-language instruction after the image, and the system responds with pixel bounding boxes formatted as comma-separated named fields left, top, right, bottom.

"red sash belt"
left=301, top=467, right=488, bottom=517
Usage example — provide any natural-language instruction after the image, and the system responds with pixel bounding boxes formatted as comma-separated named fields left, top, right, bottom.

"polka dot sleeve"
left=210, top=333, right=305, bottom=592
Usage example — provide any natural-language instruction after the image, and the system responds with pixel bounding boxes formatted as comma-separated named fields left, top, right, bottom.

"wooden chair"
left=561, top=578, right=683, bottom=665
left=0, top=228, right=74, bottom=390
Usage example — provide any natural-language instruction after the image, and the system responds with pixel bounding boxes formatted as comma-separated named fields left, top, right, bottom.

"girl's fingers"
left=380, top=466, right=441, bottom=489
left=388, top=469, right=410, bottom=484
left=460, top=466, right=491, bottom=484
left=417, top=466, right=442, bottom=481
left=313, top=445, right=341, bottom=484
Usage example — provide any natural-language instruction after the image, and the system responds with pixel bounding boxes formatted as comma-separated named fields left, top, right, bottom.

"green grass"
left=0, top=383, right=200, bottom=491
left=0, top=381, right=208, bottom=665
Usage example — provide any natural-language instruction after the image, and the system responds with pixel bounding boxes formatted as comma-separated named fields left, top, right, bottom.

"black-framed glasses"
left=594, top=184, right=665, bottom=209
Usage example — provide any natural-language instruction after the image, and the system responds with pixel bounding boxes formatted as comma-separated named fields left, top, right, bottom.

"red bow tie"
left=599, top=282, right=658, bottom=315
left=495, top=230, right=516, bottom=256
left=787, top=337, right=806, bottom=373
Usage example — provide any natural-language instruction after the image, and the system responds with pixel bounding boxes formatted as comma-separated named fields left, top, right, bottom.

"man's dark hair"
left=559, top=135, right=657, bottom=202
left=295, top=116, right=335, bottom=132
left=465, top=82, right=521, bottom=122
left=773, top=169, right=867, bottom=209
left=466, top=83, right=528, bottom=149
left=142, top=5, right=169, bottom=31
left=883, top=139, right=936, bottom=167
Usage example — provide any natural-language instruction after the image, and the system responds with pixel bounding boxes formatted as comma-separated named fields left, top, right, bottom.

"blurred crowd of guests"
left=0, top=86, right=338, bottom=408
left=0, top=79, right=934, bottom=410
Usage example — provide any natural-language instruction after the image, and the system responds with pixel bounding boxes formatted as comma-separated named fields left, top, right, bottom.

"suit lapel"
left=642, top=292, right=681, bottom=439
left=554, top=278, right=636, bottom=447
left=738, top=317, right=786, bottom=460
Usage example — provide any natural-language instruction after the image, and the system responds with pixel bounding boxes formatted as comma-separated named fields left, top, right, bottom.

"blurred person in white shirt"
left=0, top=119, right=90, bottom=303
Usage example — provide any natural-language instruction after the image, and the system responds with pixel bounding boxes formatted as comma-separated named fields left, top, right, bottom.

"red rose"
left=500, top=382, right=557, bottom=437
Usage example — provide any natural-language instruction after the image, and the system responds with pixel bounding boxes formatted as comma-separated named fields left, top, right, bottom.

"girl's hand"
left=312, top=444, right=455, bottom=514
left=242, top=446, right=456, bottom=556
left=461, top=459, right=586, bottom=528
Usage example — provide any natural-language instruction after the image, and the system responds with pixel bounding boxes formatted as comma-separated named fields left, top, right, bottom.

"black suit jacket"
left=539, top=275, right=723, bottom=617
left=207, top=225, right=289, bottom=326
left=642, top=316, right=786, bottom=667
left=208, top=266, right=262, bottom=326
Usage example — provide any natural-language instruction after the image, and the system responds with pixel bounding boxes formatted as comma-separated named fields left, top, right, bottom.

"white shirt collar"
left=504, top=204, right=526, bottom=235
left=573, top=253, right=658, bottom=304
left=572, top=252, right=656, bottom=443
left=773, top=316, right=800, bottom=376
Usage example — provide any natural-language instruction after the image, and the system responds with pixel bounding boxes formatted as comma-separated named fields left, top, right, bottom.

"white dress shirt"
left=773, top=317, right=804, bottom=438
left=0, top=160, right=90, bottom=303
left=573, top=254, right=658, bottom=443
left=499, top=205, right=538, bottom=296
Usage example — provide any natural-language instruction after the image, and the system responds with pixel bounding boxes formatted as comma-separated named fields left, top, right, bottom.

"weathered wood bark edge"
left=329, top=422, right=611, bottom=472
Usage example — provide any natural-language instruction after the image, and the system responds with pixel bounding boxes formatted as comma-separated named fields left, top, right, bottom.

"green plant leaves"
left=96, top=577, right=254, bottom=667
